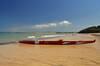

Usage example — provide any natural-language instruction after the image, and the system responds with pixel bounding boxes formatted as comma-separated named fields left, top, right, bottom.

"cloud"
left=59, top=20, right=71, bottom=25
left=9, top=20, right=71, bottom=32
left=48, top=23, right=57, bottom=27
left=31, top=20, right=71, bottom=29
left=33, top=24, right=50, bottom=29
left=32, top=23, right=57, bottom=29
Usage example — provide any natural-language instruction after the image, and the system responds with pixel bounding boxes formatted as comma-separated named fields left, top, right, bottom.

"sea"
left=0, top=32, right=71, bottom=44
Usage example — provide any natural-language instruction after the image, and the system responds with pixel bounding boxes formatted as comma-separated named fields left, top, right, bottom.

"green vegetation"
left=79, top=25, right=100, bottom=33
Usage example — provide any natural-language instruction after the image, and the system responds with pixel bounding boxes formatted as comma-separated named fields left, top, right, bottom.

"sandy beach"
left=0, top=34, right=100, bottom=66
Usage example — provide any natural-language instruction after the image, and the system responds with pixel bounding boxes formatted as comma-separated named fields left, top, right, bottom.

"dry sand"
left=0, top=34, right=100, bottom=66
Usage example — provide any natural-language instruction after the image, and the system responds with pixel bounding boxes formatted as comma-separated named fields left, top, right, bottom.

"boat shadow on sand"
left=19, top=43, right=95, bottom=48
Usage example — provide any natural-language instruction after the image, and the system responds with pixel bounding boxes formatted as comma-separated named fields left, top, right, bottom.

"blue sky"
left=0, top=0, right=100, bottom=32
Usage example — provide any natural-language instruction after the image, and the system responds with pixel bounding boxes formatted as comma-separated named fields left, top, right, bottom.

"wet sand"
left=0, top=34, right=100, bottom=66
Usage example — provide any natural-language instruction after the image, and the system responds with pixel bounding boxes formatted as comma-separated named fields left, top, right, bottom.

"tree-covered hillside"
left=79, top=25, right=100, bottom=33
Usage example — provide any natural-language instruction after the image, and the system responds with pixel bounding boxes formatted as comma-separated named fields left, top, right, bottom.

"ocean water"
left=0, top=33, right=67, bottom=43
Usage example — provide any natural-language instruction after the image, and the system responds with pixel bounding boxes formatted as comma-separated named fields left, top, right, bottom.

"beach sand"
left=0, top=34, right=100, bottom=66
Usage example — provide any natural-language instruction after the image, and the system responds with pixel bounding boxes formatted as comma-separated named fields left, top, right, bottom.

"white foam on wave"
left=27, top=36, right=36, bottom=39
left=41, top=34, right=65, bottom=38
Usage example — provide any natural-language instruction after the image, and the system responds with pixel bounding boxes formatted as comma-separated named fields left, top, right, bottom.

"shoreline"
left=0, top=34, right=100, bottom=66
left=90, top=33, right=100, bottom=36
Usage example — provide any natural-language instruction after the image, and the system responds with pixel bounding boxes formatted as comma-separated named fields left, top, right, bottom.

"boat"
left=19, top=39, right=96, bottom=45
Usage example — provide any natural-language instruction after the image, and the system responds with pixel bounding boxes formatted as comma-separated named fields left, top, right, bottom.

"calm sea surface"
left=0, top=33, right=70, bottom=42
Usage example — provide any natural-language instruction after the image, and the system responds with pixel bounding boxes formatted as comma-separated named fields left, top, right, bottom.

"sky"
left=0, top=0, right=100, bottom=32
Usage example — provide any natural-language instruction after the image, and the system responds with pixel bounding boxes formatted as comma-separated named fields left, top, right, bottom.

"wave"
left=27, top=34, right=65, bottom=38
left=0, top=41, right=18, bottom=45
left=41, top=34, right=65, bottom=38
